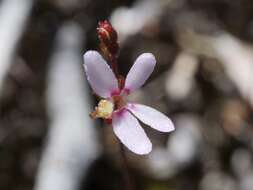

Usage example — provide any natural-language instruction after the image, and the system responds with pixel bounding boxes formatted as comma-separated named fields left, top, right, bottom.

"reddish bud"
left=97, top=20, right=119, bottom=56
left=97, top=20, right=117, bottom=44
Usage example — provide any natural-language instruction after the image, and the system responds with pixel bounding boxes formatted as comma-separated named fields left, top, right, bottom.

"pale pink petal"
left=126, top=103, right=175, bottom=132
left=83, top=50, right=119, bottom=98
left=112, top=109, right=152, bottom=155
left=124, top=53, right=156, bottom=93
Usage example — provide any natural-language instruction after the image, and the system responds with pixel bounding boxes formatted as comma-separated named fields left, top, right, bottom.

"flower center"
left=90, top=95, right=126, bottom=120
left=112, top=95, right=126, bottom=110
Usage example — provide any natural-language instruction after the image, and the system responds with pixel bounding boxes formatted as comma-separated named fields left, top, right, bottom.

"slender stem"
left=111, top=56, right=119, bottom=78
left=119, top=143, right=134, bottom=190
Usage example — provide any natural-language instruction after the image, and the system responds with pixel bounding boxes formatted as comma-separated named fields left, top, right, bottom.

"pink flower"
left=83, top=50, right=175, bottom=155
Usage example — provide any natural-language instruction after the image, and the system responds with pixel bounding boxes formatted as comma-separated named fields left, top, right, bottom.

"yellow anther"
left=90, top=99, right=114, bottom=119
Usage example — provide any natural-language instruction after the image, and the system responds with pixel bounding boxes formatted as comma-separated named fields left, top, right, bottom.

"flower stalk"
left=83, top=20, right=174, bottom=189
left=97, top=20, right=133, bottom=190
left=84, top=21, right=174, bottom=155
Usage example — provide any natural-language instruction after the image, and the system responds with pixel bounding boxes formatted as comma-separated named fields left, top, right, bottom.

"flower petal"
left=83, top=50, right=119, bottom=98
left=124, top=53, right=156, bottom=93
left=112, top=109, right=152, bottom=155
left=126, top=103, right=175, bottom=132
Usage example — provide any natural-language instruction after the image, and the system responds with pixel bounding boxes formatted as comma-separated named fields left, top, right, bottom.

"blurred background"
left=0, top=0, right=253, bottom=190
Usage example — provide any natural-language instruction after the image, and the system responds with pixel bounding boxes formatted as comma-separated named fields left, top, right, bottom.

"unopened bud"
left=97, top=20, right=119, bottom=56
left=97, top=20, right=117, bottom=43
